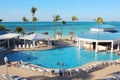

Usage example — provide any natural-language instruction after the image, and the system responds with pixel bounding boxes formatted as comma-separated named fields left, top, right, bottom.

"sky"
left=0, top=0, right=120, bottom=22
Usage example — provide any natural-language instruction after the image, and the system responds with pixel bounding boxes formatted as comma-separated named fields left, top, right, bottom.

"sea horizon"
left=1, top=21, right=120, bottom=36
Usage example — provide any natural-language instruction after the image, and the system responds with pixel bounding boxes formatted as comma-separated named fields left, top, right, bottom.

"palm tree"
left=94, top=17, right=104, bottom=24
left=32, top=17, right=38, bottom=22
left=0, top=18, right=7, bottom=31
left=23, top=17, right=29, bottom=22
left=31, top=7, right=37, bottom=32
left=14, top=26, right=25, bottom=36
left=71, top=16, right=78, bottom=40
left=0, top=18, right=10, bottom=31
left=71, top=16, right=78, bottom=31
left=53, top=15, right=61, bottom=36
left=0, top=25, right=6, bottom=31
left=61, top=20, right=66, bottom=39
left=97, top=17, right=104, bottom=24
left=0, top=19, right=3, bottom=23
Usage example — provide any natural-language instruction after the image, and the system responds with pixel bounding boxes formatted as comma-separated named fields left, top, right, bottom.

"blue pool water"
left=3, top=47, right=120, bottom=69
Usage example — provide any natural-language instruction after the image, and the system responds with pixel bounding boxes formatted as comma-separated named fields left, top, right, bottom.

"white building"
left=77, top=24, right=120, bottom=52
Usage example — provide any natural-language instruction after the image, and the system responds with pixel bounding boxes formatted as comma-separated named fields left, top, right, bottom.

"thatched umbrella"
left=56, top=32, right=62, bottom=39
left=70, top=32, right=75, bottom=40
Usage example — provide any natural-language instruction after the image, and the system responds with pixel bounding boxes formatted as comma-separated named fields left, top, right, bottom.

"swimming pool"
left=3, top=47, right=120, bottom=69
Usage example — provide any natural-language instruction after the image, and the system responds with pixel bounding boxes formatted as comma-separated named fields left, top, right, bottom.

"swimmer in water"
left=56, top=62, right=60, bottom=65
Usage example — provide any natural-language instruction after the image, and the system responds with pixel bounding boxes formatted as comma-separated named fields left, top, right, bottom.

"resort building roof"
left=77, top=31, right=120, bottom=41
left=20, top=33, right=51, bottom=41
left=0, top=30, right=20, bottom=40
left=77, top=24, right=120, bottom=41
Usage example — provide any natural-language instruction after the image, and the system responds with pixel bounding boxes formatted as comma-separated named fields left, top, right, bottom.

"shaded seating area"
left=77, top=24, right=120, bottom=52
left=0, top=31, right=20, bottom=53
left=17, top=33, right=52, bottom=49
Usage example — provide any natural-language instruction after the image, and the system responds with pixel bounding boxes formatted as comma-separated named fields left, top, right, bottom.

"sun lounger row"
left=52, top=60, right=118, bottom=77
left=19, top=60, right=119, bottom=77
left=20, top=63, right=54, bottom=76
left=15, top=43, right=48, bottom=49
left=15, top=44, right=33, bottom=49
left=0, top=74, right=27, bottom=80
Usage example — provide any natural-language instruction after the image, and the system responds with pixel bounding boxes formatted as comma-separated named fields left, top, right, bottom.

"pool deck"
left=0, top=60, right=120, bottom=80
left=1, top=40, right=120, bottom=80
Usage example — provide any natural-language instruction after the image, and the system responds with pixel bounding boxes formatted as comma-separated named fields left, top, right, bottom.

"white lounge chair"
left=18, top=45, right=21, bottom=49
left=22, top=44, right=25, bottom=48
left=30, top=44, right=33, bottom=48
left=26, top=44, right=29, bottom=48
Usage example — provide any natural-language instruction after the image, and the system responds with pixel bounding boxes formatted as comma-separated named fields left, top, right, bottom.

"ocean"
left=1, top=22, right=120, bottom=36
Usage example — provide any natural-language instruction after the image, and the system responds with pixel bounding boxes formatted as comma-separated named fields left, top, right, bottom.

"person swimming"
left=56, top=62, right=60, bottom=65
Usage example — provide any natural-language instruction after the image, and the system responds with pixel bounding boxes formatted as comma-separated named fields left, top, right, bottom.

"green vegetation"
left=0, top=18, right=10, bottom=31
left=0, top=25, right=6, bottom=31
left=14, top=26, right=25, bottom=36
left=0, top=18, right=3, bottom=22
